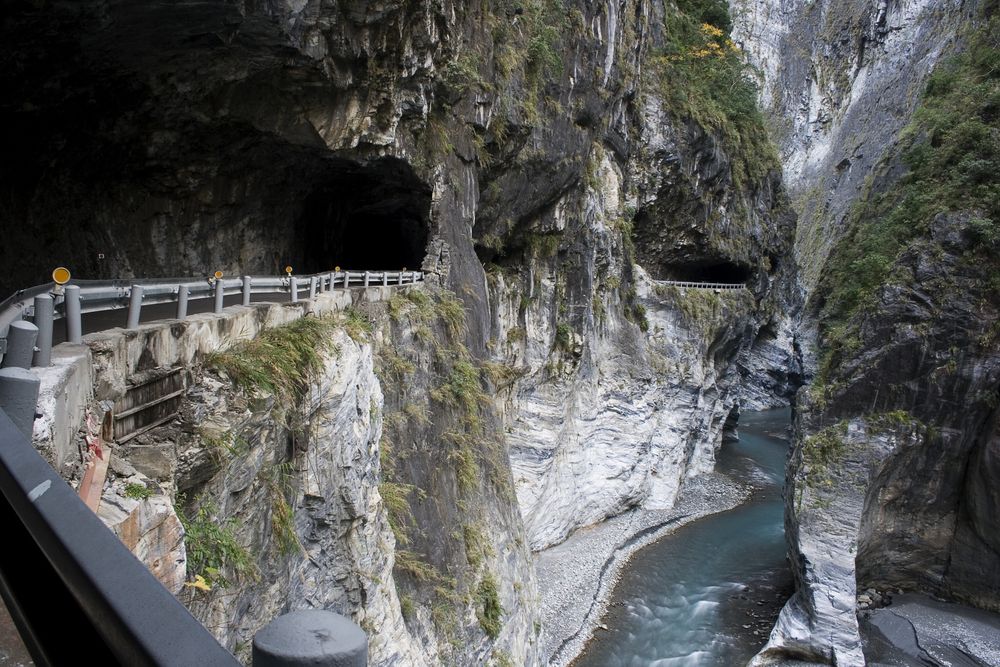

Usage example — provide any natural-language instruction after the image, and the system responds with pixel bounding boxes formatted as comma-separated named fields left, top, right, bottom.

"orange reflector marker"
left=52, top=267, right=71, bottom=285
left=214, top=270, right=224, bottom=279
left=285, top=266, right=293, bottom=275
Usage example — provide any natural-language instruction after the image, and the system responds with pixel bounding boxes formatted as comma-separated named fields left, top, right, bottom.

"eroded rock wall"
left=732, top=0, right=1000, bottom=661
left=731, top=0, right=969, bottom=292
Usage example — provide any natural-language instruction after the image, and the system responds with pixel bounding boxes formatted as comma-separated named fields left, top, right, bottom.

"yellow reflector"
left=285, top=266, right=293, bottom=275
left=52, top=267, right=71, bottom=284
left=214, top=270, right=224, bottom=279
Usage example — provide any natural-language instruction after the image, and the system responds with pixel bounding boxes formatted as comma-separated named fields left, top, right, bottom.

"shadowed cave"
left=0, top=0, right=435, bottom=294
left=297, top=159, right=432, bottom=273
left=659, top=261, right=753, bottom=284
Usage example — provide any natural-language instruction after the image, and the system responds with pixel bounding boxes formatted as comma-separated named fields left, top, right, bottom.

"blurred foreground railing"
left=0, top=406, right=241, bottom=666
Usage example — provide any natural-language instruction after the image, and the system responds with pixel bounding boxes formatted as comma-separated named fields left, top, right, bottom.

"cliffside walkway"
left=0, top=268, right=423, bottom=370
left=0, top=267, right=411, bottom=664
left=654, top=280, right=747, bottom=291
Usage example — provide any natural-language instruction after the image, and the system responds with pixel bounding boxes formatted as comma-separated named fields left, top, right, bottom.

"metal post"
left=328, top=273, right=334, bottom=290
left=309, top=277, right=317, bottom=301
left=32, top=294, right=54, bottom=367
left=176, top=285, right=189, bottom=320
left=65, top=285, right=82, bottom=344
left=364, top=271, right=370, bottom=288
left=214, top=279, right=225, bottom=314
left=382, top=273, right=388, bottom=287
left=252, top=610, right=367, bottom=667
left=1, top=322, right=39, bottom=370
left=0, top=367, right=41, bottom=439
left=290, top=277, right=299, bottom=303
left=243, top=276, right=252, bottom=306
left=127, top=285, right=143, bottom=329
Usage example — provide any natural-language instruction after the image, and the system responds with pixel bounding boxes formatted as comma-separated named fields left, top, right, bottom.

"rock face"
left=6, top=1, right=800, bottom=664
left=732, top=0, right=1000, bottom=661
left=171, top=330, right=428, bottom=665
left=731, top=0, right=968, bottom=291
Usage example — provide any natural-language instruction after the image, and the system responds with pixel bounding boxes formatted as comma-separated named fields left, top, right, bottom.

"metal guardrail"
left=654, top=280, right=747, bottom=290
left=0, top=269, right=423, bottom=368
left=0, top=406, right=241, bottom=666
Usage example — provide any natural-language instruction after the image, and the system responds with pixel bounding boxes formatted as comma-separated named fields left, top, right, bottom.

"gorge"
left=0, top=0, right=998, bottom=665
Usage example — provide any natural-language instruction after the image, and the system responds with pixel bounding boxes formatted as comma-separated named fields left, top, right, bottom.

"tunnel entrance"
left=660, top=261, right=752, bottom=284
left=297, top=157, right=431, bottom=273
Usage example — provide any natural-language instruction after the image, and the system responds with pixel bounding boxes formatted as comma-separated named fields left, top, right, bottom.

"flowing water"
left=573, top=408, right=793, bottom=667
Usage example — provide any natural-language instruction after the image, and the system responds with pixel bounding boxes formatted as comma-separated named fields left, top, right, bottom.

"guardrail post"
left=290, top=277, right=299, bottom=303
left=0, top=367, right=41, bottom=439
left=32, top=294, right=54, bottom=367
left=309, top=276, right=317, bottom=301
left=214, top=279, right=225, bottom=314
left=328, top=273, right=334, bottom=290
left=1, top=321, right=39, bottom=370
left=243, top=276, right=252, bottom=306
left=127, top=285, right=143, bottom=329
left=382, top=272, right=388, bottom=287
left=177, top=285, right=189, bottom=319
left=65, top=284, right=82, bottom=344
left=252, top=610, right=367, bottom=667
left=364, top=271, right=370, bottom=288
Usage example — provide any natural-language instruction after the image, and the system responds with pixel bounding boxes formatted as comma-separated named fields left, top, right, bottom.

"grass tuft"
left=205, top=317, right=335, bottom=401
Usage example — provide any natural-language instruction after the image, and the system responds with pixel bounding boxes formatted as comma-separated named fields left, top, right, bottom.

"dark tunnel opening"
left=661, top=262, right=753, bottom=284
left=296, top=157, right=432, bottom=273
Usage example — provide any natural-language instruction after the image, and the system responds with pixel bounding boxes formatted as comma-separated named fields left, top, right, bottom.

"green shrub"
left=180, top=502, right=257, bottom=588
left=801, top=422, right=849, bottom=490
left=476, top=574, right=504, bottom=639
left=553, top=322, right=573, bottom=352
left=124, top=482, right=152, bottom=500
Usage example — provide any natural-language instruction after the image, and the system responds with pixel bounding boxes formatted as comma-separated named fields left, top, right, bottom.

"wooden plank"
left=78, top=411, right=113, bottom=513
left=113, top=388, right=186, bottom=420
left=115, top=413, right=179, bottom=445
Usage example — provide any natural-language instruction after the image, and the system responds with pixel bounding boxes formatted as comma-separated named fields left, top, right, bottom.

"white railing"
left=654, top=280, right=747, bottom=291
left=0, top=269, right=423, bottom=368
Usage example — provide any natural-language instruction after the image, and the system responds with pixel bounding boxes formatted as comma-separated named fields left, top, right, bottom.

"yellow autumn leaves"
left=661, top=23, right=738, bottom=62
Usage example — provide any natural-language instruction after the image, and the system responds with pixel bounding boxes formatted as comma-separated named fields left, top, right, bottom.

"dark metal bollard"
left=32, top=294, right=54, bottom=367
left=252, top=610, right=367, bottom=667
left=0, top=367, right=40, bottom=439
left=1, top=321, right=39, bottom=370
left=127, top=285, right=143, bottom=329
left=64, top=284, right=82, bottom=344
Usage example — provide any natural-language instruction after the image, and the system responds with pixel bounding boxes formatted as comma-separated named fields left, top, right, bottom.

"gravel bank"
left=536, top=471, right=751, bottom=666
